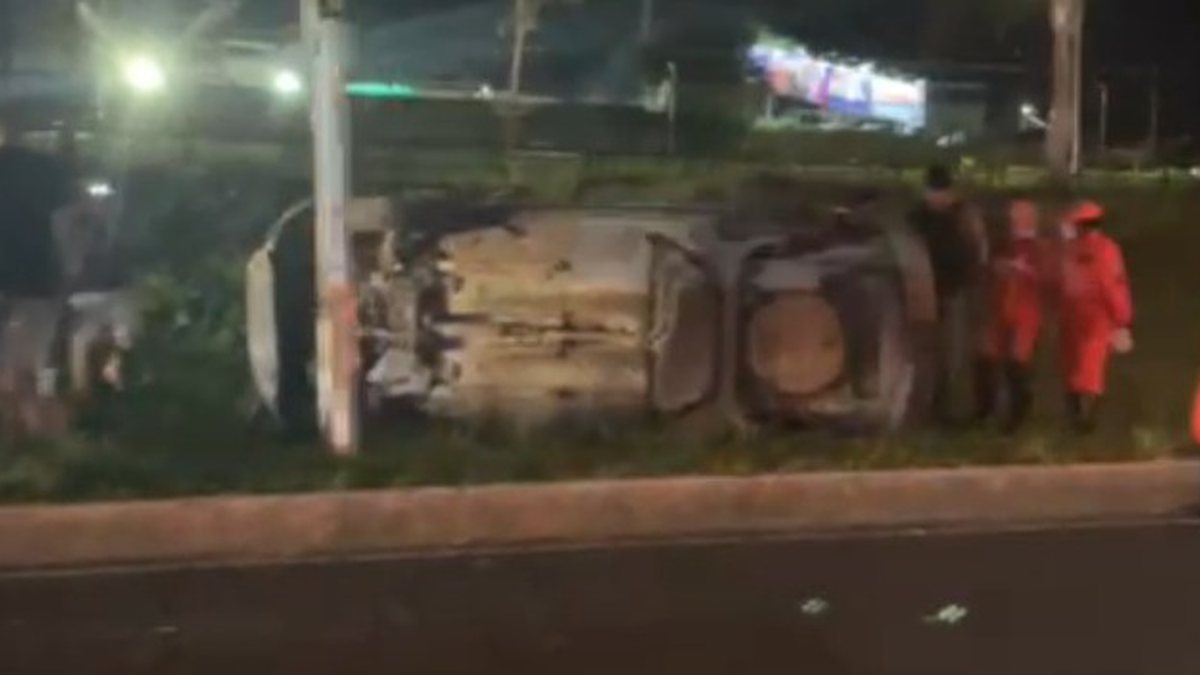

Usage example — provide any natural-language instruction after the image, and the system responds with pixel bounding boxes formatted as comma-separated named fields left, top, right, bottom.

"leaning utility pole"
left=303, top=0, right=359, bottom=455
left=1047, top=0, right=1086, bottom=178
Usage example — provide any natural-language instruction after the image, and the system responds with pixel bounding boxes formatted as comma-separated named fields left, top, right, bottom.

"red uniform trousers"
left=982, top=241, right=1044, bottom=365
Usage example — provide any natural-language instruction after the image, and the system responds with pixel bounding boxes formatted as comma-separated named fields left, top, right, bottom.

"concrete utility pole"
left=1047, top=0, right=1086, bottom=178
left=303, top=0, right=359, bottom=455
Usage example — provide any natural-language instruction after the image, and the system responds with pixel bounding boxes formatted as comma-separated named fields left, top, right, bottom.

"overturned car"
left=246, top=195, right=937, bottom=434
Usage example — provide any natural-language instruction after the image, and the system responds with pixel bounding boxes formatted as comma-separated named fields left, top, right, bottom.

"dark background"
left=240, top=0, right=1200, bottom=140
left=2, top=0, right=1198, bottom=139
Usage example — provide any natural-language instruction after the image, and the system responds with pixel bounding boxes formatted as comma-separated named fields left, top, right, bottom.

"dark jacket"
left=909, top=196, right=980, bottom=297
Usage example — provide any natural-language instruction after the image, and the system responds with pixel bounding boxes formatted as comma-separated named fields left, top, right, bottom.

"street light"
left=86, top=181, right=115, bottom=199
left=122, top=55, right=166, bottom=94
left=1020, top=102, right=1048, bottom=131
left=345, top=81, right=418, bottom=99
left=273, top=69, right=304, bottom=97
left=1096, top=81, right=1110, bottom=153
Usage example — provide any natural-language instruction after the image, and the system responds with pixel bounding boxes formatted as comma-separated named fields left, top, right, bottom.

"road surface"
left=2, top=520, right=1199, bottom=675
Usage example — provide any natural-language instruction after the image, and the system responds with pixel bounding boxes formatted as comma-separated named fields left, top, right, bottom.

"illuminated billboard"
left=749, top=37, right=927, bottom=132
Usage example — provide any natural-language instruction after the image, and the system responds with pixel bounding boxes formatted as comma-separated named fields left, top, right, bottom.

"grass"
left=0, top=421, right=1186, bottom=505
left=2, top=173, right=1199, bottom=504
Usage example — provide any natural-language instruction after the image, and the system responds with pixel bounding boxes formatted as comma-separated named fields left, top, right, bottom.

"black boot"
left=1076, top=395, right=1100, bottom=434
left=1002, top=362, right=1033, bottom=434
left=973, top=359, right=999, bottom=424
left=1066, top=393, right=1099, bottom=434
left=1066, top=393, right=1082, bottom=431
left=932, top=365, right=954, bottom=427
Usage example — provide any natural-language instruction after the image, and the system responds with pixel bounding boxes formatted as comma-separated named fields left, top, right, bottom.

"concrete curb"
left=1, top=461, right=1198, bottom=572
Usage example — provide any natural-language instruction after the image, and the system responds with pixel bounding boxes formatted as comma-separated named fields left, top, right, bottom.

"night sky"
left=236, top=0, right=1200, bottom=138
left=5, top=0, right=1199, bottom=137
left=1089, top=0, right=1200, bottom=141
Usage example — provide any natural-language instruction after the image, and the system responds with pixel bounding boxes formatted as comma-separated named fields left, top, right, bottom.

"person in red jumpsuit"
left=1191, top=380, right=1200, bottom=447
left=976, top=199, right=1047, bottom=432
left=1057, top=201, right=1134, bottom=433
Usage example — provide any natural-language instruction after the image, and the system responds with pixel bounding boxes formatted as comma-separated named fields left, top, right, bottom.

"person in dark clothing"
left=826, top=189, right=886, bottom=401
left=272, top=203, right=318, bottom=441
left=909, top=165, right=986, bottom=425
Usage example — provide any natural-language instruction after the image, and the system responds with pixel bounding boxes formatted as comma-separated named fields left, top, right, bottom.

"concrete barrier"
left=1, top=461, right=1198, bottom=572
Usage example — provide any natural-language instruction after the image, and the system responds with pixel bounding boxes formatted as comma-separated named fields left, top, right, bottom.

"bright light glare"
left=273, top=70, right=303, bottom=96
left=123, top=56, right=166, bottom=93
left=1020, top=102, right=1038, bottom=117
left=86, top=181, right=115, bottom=199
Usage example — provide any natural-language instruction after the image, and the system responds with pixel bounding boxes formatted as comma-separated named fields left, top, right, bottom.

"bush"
left=110, top=259, right=253, bottom=447
left=79, top=165, right=292, bottom=448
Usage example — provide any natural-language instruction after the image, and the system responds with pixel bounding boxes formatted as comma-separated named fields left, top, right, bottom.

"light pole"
left=508, top=0, right=531, bottom=95
left=1097, top=80, right=1109, bottom=154
left=303, top=0, right=359, bottom=455
left=1047, top=0, right=1086, bottom=178
left=666, top=61, right=678, bottom=155
left=1147, top=66, right=1160, bottom=160
left=1070, top=0, right=1084, bottom=175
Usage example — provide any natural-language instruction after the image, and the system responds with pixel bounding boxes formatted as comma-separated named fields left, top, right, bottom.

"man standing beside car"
left=909, top=164, right=987, bottom=426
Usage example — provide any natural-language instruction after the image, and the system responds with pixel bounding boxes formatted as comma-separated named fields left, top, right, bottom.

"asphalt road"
left=3, top=521, right=1200, bottom=675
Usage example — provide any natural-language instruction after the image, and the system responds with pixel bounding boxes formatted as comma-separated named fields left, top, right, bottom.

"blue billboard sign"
left=749, top=38, right=927, bottom=132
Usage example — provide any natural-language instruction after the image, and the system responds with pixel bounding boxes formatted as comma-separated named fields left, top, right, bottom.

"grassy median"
left=1, top=173, right=1198, bottom=503
left=0, top=421, right=1184, bottom=504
